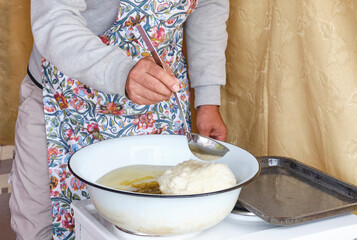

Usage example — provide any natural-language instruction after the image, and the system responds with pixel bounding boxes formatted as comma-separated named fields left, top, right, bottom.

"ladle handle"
left=136, top=25, right=191, bottom=138
left=172, top=92, right=191, bottom=138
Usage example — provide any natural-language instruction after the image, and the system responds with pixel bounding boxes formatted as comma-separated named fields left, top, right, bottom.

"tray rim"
left=236, top=156, right=357, bottom=226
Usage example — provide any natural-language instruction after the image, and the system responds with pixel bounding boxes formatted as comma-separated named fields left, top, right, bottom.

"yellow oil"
left=96, top=165, right=169, bottom=193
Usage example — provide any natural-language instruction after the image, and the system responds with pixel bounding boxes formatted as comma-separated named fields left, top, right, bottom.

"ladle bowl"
left=188, top=133, right=230, bottom=161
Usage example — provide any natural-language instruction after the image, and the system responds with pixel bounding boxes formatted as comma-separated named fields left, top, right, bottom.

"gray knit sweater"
left=28, top=0, right=229, bottom=107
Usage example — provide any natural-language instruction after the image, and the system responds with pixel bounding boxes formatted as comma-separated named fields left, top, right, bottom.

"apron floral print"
left=42, top=0, right=197, bottom=239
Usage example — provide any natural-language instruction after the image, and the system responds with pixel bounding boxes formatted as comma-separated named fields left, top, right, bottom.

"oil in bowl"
left=96, top=165, right=169, bottom=194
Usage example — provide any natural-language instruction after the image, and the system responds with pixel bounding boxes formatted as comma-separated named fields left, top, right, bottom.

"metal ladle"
left=137, top=25, right=229, bottom=161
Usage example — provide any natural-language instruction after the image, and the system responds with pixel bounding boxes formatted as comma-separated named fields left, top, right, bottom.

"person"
left=9, top=0, right=230, bottom=239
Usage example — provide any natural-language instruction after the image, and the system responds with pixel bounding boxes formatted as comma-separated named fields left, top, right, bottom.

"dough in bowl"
left=158, top=160, right=236, bottom=195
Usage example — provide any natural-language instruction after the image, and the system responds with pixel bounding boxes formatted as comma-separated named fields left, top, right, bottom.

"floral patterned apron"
left=42, top=0, right=197, bottom=239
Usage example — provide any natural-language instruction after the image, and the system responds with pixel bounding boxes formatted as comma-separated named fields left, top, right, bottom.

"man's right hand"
left=125, top=57, right=180, bottom=105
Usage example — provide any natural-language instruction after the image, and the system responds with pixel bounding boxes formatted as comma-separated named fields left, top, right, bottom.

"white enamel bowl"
left=69, top=135, right=260, bottom=237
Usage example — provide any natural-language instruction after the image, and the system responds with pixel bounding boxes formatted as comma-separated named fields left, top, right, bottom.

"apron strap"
left=27, top=66, right=43, bottom=89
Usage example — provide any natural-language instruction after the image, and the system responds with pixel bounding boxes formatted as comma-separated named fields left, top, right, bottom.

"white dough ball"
left=158, top=160, right=236, bottom=195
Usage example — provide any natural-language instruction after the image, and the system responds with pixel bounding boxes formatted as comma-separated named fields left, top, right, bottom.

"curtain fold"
left=222, top=0, right=357, bottom=185
left=0, top=0, right=32, bottom=144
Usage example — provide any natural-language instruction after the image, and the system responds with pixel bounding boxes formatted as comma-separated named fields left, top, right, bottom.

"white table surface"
left=71, top=200, right=357, bottom=240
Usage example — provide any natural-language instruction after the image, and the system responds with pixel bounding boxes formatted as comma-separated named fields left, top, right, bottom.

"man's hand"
left=196, top=105, right=227, bottom=141
left=125, top=57, right=180, bottom=105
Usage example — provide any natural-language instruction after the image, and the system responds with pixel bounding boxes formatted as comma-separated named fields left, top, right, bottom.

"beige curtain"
left=222, top=0, right=357, bottom=186
left=0, top=0, right=356, bottom=186
left=0, top=0, right=32, bottom=145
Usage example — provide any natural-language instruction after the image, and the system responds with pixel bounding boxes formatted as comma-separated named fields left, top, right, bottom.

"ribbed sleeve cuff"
left=194, top=84, right=221, bottom=108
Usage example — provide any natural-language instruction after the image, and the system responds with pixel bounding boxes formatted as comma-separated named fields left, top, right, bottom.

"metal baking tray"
left=234, top=156, right=357, bottom=226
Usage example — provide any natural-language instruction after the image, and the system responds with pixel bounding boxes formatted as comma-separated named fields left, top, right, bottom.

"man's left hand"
left=195, top=105, right=227, bottom=142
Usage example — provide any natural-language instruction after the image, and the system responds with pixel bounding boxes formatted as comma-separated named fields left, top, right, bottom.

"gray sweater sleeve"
left=31, top=0, right=136, bottom=96
left=31, top=0, right=229, bottom=106
left=185, top=0, right=229, bottom=108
